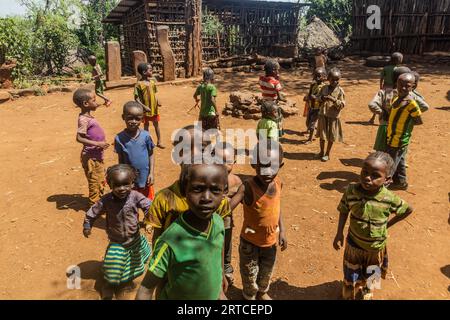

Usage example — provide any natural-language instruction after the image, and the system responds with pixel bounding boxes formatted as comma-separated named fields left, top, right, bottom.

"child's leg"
left=369, top=113, right=376, bottom=124
left=255, top=244, right=277, bottom=300
left=325, top=141, right=334, bottom=157
left=97, top=93, right=111, bottom=106
left=152, top=120, right=164, bottom=148
left=101, top=281, right=115, bottom=300
left=239, top=238, right=259, bottom=300
left=81, top=156, right=105, bottom=207
left=319, top=140, right=325, bottom=157
left=224, top=220, right=233, bottom=283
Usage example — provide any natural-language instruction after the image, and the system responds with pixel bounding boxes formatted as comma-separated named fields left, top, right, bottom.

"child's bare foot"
left=101, top=283, right=114, bottom=300
left=104, top=100, right=112, bottom=107
left=156, top=143, right=166, bottom=149
left=257, top=292, right=272, bottom=300
left=304, top=140, right=313, bottom=145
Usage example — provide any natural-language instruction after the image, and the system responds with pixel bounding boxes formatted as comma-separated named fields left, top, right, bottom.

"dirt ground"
left=0, top=59, right=449, bottom=300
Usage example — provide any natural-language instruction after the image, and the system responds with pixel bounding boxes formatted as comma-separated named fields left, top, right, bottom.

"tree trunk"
left=185, top=0, right=202, bottom=78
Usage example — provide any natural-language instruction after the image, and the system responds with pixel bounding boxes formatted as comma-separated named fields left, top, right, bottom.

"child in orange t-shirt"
left=230, top=140, right=287, bottom=300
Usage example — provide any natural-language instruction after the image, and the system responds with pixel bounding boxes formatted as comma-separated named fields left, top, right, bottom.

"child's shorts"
left=143, top=114, right=160, bottom=124
left=200, top=115, right=220, bottom=131
left=95, top=80, right=106, bottom=95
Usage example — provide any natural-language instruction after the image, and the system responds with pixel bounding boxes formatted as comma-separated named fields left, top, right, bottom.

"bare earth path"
left=0, top=60, right=449, bottom=300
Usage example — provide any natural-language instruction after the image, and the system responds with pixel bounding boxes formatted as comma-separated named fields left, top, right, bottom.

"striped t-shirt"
left=259, top=75, right=282, bottom=101
left=387, top=96, right=422, bottom=148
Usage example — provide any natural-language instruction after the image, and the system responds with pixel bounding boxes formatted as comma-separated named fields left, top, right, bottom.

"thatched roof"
left=298, top=16, right=341, bottom=50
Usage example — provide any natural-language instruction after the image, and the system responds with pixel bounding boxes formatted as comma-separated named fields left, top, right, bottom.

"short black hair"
left=261, top=100, right=278, bottom=117
left=328, top=67, right=341, bottom=79
left=87, top=55, right=97, bottom=63
left=391, top=52, right=403, bottom=64
left=251, top=139, right=284, bottom=166
left=314, top=67, right=327, bottom=76
left=106, top=164, right=137, bottom=187
left=179, top=164, right=228, bottom=196
left=393, top=66, right=411, bottom=85
left=203, top=68, right=214, bottom=82
left=264, top=59, right=280, bottom=76
left=366, top=152, right=395, bottom=177
left=122, top=101, right=143, bottom=115
left=73, top=88, right=93, bottom=107
left=137, top=63, right=151, bottom=76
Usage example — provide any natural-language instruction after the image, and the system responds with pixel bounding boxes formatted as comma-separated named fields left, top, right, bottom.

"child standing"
left=134, top=63, right=165, bottom=149
left=83, top=164, right=152, bottom=299
left=256, top=100, right=280, bottom=141
left=304, top=67, right=327, bottom=144
left=314, top=47, right=328, bottom=70
left=386, top=73, right=423, bottom=190
left=87, top=55, right=112, bottom=107
left=135, top=164, right=229, bottom=300
left=115, top=102, right=156, bottom=200
left=230, top=140, right=288, bottom=300
left=317, top=68, right=345, bottom=162
left=74, top=88, right=109, bottom=207
left=259, top=60, right=286, bottom=137
left=194, top=68, right=220, bottom=131
left=333, top=152, right=413, bottom=300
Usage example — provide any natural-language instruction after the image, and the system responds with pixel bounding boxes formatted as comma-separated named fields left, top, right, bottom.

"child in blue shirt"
left=115, top=101, right=156, bottom=200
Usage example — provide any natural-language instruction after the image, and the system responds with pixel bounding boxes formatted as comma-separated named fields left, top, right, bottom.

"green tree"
left=306, top=0, right=352, bottom=39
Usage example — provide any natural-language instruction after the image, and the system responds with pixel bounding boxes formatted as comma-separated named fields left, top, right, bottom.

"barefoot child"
left=134, top=63, right=165, bottom=148
left=87, top=55, right=112, bottom=107
left=304, top=67, right=327, bottom=144
left=194, top=68, right=220, bottom=131
left=74, top=88, right=109, bottom=207
left=214, top=142, right=243, bottom=285
left=230, top=140, right=288, bottom=300
left=317, top=68, right=345, bottom=162
left=83, top=164, right=152, bottom=299
left=333, top=152, right=413, bottom=300
left=257, top=100, right=280, bottom=141
left=136, top=164, right=229, bottom=300
left=115, top=102, right=155, bottom=200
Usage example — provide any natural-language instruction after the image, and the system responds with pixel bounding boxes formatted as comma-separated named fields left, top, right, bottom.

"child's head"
left=261, top=100, right=278, bottom=120
left=314, top=67, right=327, bottom=82
left=122, top=101, right=144, bottom=131
left=392, top=66, right=411, bottom=87
left=137, top=63, right=152, bottom=78
left=397, top=73, right=415, bottom=98
left=213, top=141, right=236, bottom=174
left=172, top=124, right=212, bottom=165
left=264, top=59, right=280, bottom=78
left=180, top=164, right=228, bottom=220
left=87, top=55, right=97, bottom=66
left=360, top=152, right=394, bottom=193
left=391, top=52, right=403, bottom=65
left=106, top=164, right=137, bottom=199
left=73, top=88, right=98, bottom=111
left=328, top=68, right=341, bottom=87
left=251, top=139, right=284, bottom=185
left=412, top=71, right=420, bottom=90
left=315, top=47, right=324, bottom=55
left=203, top=68, right=214, bottom=83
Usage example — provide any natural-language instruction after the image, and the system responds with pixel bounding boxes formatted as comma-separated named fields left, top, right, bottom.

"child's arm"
left=135, top=272, right=163, bottom=300
left=148, top=150, right=155, bottom=186
left=76, top=133, right=109, bottom=149
left=278, top=210, right=288, bottom=251
left=387, top=206, right=413, bottom=228
left=229, top=183, right=245, bottom=211
left=83, top=199, right=104, bottom=237
left=413, top=116, right=423, bottom=125
left=380, top=68, right=385, bottom=89
left=134, top=87, right=152, bottom=113
left=333, top=190, right=350, bottom=250
left=368, top=90, right=385, bottom=115
left=276, top=90, right=287, bottom=102
left=193, top=86, right=200, bottom=103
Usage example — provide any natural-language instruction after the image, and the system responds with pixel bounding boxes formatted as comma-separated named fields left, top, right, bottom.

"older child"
left=87, top=55, right=112, bottom=107
left=134, top=63, right=164, bottom=149
left=230, top=140, right=288, bottom=300
left=74, top=88, right=109, bottom=207
left=317, top=68, right=345, bottom=162
left=194, top=68, right=220, bottom=131
left=257, top=100, right=280, bottom=141
left=115, top=102, right=155, bottom=200
left=83, top=164, right=152, bottom=299
left=304, top=67, right=327, bottom=144
left=411, top=71, right=430, bottom=112
left=259, top=59, right=286, bottom=137
left=333, top=152, right=413, bottom=300
left=214, top=142, right=243, bottom=285
left=386, top=73, right=423, bottom=190
left=314, top=47, right=328, bottom=69
left=136, top=163, right=228, bottom=300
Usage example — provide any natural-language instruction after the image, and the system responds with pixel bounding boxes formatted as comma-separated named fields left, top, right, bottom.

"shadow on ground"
left=317, top=171, right=360, bottom=193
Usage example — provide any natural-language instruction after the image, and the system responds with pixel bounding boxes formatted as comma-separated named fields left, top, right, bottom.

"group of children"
left=73, top=51, right=420, bottom=300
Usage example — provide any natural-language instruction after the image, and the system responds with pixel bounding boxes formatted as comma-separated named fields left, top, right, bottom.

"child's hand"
left=83, top=228, right=91, bottom=238
left=147, top=174, right=154, bottom=186
left=96, top=141, right=110, bottom=150
left=333, top=233, right=344, bottom=250
left=279, top=232, right=288, bottom=251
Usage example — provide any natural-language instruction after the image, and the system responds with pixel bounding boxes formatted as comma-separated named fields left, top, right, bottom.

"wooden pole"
left=185, top=0, right=203, bottom=78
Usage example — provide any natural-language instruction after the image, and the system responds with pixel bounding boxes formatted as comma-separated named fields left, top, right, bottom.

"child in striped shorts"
left=83, top=164, right=152, bottom=299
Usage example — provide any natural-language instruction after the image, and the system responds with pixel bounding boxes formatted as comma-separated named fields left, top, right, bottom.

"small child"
left=134, top=63, right=164, bottom=149
left=259, top=59, right=286, bottom=137
left=386, top=73, right=423, bottom=190
left=333, top=152, right=413, bottom=300
left=214, top=142, right=243, bottom=285
left=304, top=67, right=327, bottom=144
left=74, top=88, right=110, bottom=207
left=230, top=140, right=288, bottom=300
left=314, top=47, right=328, bottom=70
left=135, top=163, right=229, bottom=300
left=371, top=52, right=403, bottom=124
left=83, top=164, right=152, bottom=299
left=257, top=100, right=280, bottom=141
left=115, top=102, right=155, bottom=200
left=87, top=55, right=112, bottom=107
left=411, top=71, right=430, bottom=112
left=317, top=68, right=345, bottom=162
left=194, top=68, right=220, bottom=131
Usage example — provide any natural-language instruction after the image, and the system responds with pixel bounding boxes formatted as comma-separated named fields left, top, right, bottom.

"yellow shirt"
left=134, top=80, right=158, bottom=117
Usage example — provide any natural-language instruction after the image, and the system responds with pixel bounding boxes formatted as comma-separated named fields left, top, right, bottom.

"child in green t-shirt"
left=136, top=163, right=229, bottom=300
left=257, top=100, right=280, bottom=141
left=194, top=68, right=220, bottom=131
left=88, top=55, right=112, bottom=107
